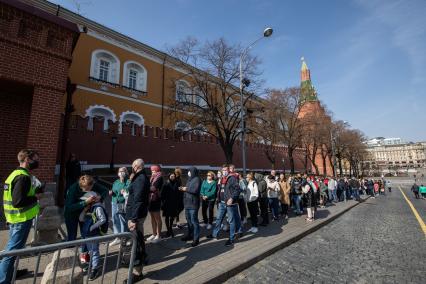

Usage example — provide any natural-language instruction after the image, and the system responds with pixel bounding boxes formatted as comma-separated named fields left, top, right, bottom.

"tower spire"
left=301, top=56, right=311, bottom=82
left=300, top=56, right=317, bottom=103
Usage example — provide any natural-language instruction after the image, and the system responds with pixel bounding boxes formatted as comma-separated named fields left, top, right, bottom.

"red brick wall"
left=0, top=1, right=78, bottom=181
left=62, top=116, right=306, bottom=172
left=0, top=87, right=33, bottom=181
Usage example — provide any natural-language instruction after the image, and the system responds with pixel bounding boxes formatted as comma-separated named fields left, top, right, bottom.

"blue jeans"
left=352, top=187, right=360, bottom=200
left=185, top=208, right=200, bottom=241
left=293, top=195, right=302, bottom=214
left=330, top=190, right=338, bottom=202
left=212, top=202, right=241, bottom=241
left=268, top=198, right=280, bottom=219
left=0, top=219, right=33, bottom=284
left=86, top=241, right=100, bottom=269
left=111, top=202, right=129, bottom=234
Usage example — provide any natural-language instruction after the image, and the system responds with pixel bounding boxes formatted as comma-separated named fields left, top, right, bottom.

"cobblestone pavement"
left=227, top=184, right=426, bottom=284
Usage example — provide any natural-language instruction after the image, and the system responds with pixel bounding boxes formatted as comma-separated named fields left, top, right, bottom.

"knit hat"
left=150, top=165, right=161, bottom=172
left=80, top=191, right=98, bottom=201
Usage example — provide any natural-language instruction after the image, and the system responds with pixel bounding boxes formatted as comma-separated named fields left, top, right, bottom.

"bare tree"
left=343, top=129, right=368, bottom=177
left=269, top=88, right=305, bottom=174
left=250, top=91, right=281, bottom=169
left=166, top=37, right=262, bottom=163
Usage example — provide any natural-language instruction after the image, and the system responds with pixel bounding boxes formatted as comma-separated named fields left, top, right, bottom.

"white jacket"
left=266, top=178, right=280, bottom=198
left=245, top=180, right=259, bottom=202
left=328, top=179, right=337, bottom=190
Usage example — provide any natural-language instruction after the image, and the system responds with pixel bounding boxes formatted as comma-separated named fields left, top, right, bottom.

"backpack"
left=84, top=204, right=109, bottom=236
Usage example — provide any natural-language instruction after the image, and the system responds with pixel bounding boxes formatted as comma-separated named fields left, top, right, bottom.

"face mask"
left=118, top=172, right=126, bottom=178
left=222, top=171, right=228, bottom=177
left=188, top=171, right=191, bottom=177
left=28, top=160, right=39, bottom=170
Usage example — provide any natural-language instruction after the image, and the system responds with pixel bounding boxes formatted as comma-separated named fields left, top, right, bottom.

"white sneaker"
left=146, top=235, right=156, bottom=242
left=251, top=227, right=258, bottom=233
left=206, top=224, right=212, bottom=230
left=200, top=223, right=206, bottom=227
left=109, top=238, right=121, bottom=247
left=151, top=235, right=162, bottom=243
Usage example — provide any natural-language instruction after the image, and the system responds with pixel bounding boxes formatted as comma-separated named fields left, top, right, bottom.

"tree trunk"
left=222, top=143, right=234, bottom=165
left=304, top=151, right=309, bottom=174
left=338, top=157, right=343, bottom=177
left=328, top=153, right=335, bottom=177
left=321, top=152, right=327, bottom=176
left=289, top=148, right=295, bottom=174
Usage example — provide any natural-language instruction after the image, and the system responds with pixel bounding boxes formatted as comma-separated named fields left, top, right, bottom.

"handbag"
left=116, top=202, right=126, bottom=214
left=149, top=186, right=160, bottom=202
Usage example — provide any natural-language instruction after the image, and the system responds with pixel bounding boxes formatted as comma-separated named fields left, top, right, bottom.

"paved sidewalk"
left=4, top=197, right=366, bottom=283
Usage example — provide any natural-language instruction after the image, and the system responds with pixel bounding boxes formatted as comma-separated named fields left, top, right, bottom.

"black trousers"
left=258, top=197, right=269, bottom=224
left=201, top=200, right=215, bottom=224
left=247, top=200, right=259, bottom=227
left=238, top=198, right=247, bottom=220
left=132, top=219, right=147, bottom=267
left=281, top=203, right=289, bottom=216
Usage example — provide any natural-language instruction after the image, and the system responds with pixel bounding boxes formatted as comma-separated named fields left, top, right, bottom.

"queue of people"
left=0, top=149, right=395, bottom=283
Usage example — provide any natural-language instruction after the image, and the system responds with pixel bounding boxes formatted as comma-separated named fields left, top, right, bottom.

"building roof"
left=1, top=0, right=78, bottom=33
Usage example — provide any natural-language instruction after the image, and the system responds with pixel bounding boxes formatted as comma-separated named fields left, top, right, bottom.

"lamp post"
left=240, top=27, right=273, bottom=177
left=110, top=136, right=117, bottom=172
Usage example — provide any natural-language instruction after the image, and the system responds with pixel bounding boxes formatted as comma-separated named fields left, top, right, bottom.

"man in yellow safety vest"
left=0, top=149, right=42, bottom=284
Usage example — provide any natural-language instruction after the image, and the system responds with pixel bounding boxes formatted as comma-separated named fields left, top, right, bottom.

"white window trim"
left=175, top=80, right=191, bottom=103
left=85, top=104, right=117, bottom=131
left=118, top=110, right=145, bottom=134
left=90, top=49, right=121, bottom=84
left=123, top=60, right=147, bottom=92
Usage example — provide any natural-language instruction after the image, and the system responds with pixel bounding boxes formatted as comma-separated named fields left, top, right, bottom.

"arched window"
left=193, top=124, right=207, bottom=135
left=123, top=61, right=147, bottom=92
left=90, top=49, right=120, bottom=84
left=226, top=97, right=239, bottom=116
left=85, top=105, right=117, bottom=131
left=118, top=111, right=145, bottom=135
left=176, top=80, right=191, bottom=103
left=175, top=121, right=191, bottom=132
left=193, top=87, right=207, bottom=108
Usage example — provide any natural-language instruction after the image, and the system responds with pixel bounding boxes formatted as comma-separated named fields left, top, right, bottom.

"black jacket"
left=161, top=179, right=180, bottom=216
left=217, top=174, right=240, bottom=204
left=10, top=167, right=38, bottom=208
left=126, top=169, right=150, bottom=221
left=183, top=167, right=202, bottom=209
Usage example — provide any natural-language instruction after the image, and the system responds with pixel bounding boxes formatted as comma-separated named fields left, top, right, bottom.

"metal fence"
left=0, top=232, right=137, bottom=284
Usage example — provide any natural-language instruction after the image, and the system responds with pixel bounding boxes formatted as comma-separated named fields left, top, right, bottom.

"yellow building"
left=25, top=0, right=216, bottom=134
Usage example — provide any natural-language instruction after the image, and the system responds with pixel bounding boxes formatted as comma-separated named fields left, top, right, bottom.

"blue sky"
left=51, top=0, right=426, bottom=141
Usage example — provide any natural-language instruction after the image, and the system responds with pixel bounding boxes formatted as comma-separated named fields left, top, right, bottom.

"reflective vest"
left=3, top=169, right=40, bottom=224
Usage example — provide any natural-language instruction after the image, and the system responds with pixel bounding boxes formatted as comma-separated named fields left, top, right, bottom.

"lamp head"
left=263, top=27, right=273, bottom=37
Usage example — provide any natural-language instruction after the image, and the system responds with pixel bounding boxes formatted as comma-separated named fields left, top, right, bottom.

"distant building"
left=365, top=138, right=426, bottom=172
left=367, top=137, right=403, bottom=146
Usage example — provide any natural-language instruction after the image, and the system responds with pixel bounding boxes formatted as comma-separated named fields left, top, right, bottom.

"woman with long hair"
left=147, top=165, right=163, bottom=243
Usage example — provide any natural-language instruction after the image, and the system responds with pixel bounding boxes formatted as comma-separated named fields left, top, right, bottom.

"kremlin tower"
left=297, top=57, right=333, bottom=176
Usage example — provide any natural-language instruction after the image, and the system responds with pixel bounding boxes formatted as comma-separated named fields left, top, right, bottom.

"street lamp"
left=110, top=136, right=117, bottom=172
left=240, top=27, right=273, bottom=176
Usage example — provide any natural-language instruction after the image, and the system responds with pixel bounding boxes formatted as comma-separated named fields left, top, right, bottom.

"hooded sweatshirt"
left=184, top=167, right=202, bottom=209
left=255, top=173, right=268, bottom=198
